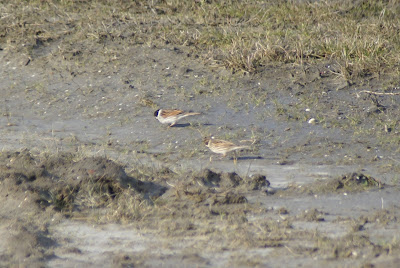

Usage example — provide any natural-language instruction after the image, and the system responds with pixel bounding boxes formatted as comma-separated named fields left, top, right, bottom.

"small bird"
left=203, top=137, right=249, bottom=159
left=154, top=109, right=201, bottom=127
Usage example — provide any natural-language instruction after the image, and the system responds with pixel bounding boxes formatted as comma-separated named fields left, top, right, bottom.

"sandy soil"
left=1, top=5, right=400, bottom=267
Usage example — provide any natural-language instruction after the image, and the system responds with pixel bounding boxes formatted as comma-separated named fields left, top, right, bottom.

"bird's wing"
left=212, top=139, right=237, bottom=148
left=161, top=109, right=184, bottom=117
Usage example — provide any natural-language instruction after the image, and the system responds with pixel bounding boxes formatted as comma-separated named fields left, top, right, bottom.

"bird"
left=203, top=137, right=249, bottom=160
left=154, top=109, right=201, bottom=127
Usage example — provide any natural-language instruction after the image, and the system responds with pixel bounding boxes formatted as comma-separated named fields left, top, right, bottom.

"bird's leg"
left=168, top=122, right=176, bottom=128
left=233, top=151, right=238, bottom=165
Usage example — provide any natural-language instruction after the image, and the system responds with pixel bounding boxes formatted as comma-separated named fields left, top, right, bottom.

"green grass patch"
left=1, top=0, right=400, bottom=77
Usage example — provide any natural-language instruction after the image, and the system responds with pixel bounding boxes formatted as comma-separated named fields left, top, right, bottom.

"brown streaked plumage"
left=154, top=109, right=200, bottom=127
left=203, top=137, right=249, bottom=157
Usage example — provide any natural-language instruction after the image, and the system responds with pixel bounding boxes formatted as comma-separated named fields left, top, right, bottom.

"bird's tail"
left=183, top=112, right=201, bottom=117
left=231, top=145, right=250, bottom=151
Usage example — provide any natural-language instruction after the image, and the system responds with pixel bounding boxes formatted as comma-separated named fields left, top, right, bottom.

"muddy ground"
left=1, top=1, right=400, bottom=267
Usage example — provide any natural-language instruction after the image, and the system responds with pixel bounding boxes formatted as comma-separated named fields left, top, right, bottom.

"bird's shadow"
left=171, top=122, right=213, bottom=128
left=170, top=123, right=190, bottom=128
left=230, top=156, right=264, bottom=160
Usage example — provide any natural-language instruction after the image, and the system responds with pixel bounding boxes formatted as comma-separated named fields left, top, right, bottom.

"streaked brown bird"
left=203, top=137, right=249, bottom=159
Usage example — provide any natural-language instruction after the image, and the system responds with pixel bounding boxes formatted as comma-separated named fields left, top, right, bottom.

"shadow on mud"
left=235, top=156, right=264, bottom=160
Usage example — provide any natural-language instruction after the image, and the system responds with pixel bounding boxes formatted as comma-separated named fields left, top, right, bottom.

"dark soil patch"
left=0, top=150, right=166, bottom=214
left=277, top=172, right=383, bottom=196
left=297, top=208, right=326, bottom=222
left=193, top=169, right=270, bottom=192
